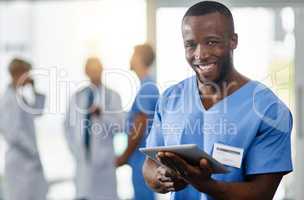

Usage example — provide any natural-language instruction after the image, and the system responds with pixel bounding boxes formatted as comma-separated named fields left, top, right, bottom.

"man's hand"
left=25, top=77, right=34, bottom=86
left=154, top=165, right=188, bottom=193
left=115, top=155, right=127, bottom=167
left=16, top=74, right=34, bottom=88
left=157, top=152, right=213, bottom=190
left=89, top=105, right=101, bottom=116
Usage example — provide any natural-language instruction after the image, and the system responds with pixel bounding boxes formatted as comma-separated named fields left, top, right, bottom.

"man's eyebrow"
left=184, top=39, right=194, bottom=43
left=204, top=35, right=222, bottom=40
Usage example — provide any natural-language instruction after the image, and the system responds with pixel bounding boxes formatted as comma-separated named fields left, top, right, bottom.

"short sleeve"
left=135, top=82, right=159, bottom=115
left=245, top=103, right=293, bottom=175
left=145, top=100, right=164, bottom=147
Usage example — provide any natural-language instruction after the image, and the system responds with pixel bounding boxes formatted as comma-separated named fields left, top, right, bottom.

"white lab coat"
left=0, top=85, right=48, bottom=200
left=64, top=84, right=123, bottom=200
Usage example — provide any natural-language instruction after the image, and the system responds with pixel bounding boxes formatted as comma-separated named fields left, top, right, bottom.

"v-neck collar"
left=192, top=76, right=254, bottom=112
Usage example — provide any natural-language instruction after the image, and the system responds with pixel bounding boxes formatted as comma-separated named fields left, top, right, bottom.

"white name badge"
left=212, top=143, right=244, bottom=168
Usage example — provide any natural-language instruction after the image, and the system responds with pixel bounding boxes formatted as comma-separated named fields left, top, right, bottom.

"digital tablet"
left=139, top=144, right=230, bottom=174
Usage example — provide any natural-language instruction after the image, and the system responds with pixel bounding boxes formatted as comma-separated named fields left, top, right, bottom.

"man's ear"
left=230, top=33, right=238, bottom=49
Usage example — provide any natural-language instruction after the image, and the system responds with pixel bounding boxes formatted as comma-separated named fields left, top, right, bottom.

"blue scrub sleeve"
left=245, top=103, right=293, bottom=175
left=135, top=82, right=159, bottom=115
left=146, top=100, right=164, bottom=147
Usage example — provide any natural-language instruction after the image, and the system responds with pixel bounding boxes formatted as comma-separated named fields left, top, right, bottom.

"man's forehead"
left=182, top=14, right=233, bottom=39
left=182, top=13, right=230, bottom=30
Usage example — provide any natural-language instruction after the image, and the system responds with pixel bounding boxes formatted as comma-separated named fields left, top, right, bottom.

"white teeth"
left=197, top=63, right=215, bottom=71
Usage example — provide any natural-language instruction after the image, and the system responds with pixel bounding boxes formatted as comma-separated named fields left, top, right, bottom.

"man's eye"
left=207, top=41, right=218, bottom=46
left=185, top=43, right=196, bottom=48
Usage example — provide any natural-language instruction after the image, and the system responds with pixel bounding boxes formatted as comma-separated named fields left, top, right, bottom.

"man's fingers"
left=159, top=176, right=172, bottom=182
left=161, top=180, right=174, bottom=188
left=156, top=179, right=175, bottom=193
left=164, top=158, right=181, bottom=176
left=164, top=152, right=189, bottom=167
left=156, top=166, right=166, bottom=174
left=164, top=152, right=191, bottom=177
left=158, top=156, right=171, bottom=168
left=158, top=154, right=179, bottom=175
left=169, top=158, right=188, bottom=177
left=155, top=163, right=188, bottom=193
left=156, top=152, right=165, bottom=163
left=199, top=158, right=212, bottom=173
left=156, top=169, right=172, bottom=182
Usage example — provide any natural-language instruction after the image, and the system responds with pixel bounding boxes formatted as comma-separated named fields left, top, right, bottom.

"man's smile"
left=193, top=62, right=217, bottom=74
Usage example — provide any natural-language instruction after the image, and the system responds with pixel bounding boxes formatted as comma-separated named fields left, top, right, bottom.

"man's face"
left=85, top=60, right=102, bottom=83
left=182, top=12, right=237, bottom=84
left=130, top=50, right=141, bottom=72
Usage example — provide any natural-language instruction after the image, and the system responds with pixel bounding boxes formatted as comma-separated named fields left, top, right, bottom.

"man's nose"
left=194, top=44, right=210, bottom=60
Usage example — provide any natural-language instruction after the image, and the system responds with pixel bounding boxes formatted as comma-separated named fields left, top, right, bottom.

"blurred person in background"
left=64, top=57, right=123, bottom=200
left=116, top=44, right=159, bottom=200
left=0, top=58, right=48, bottom=200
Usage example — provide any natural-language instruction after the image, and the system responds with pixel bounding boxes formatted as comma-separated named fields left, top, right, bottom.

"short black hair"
left=183, top=1, right=235, bottom=34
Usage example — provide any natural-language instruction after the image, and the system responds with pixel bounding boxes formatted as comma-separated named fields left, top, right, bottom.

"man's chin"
left=196, top=74, right=216, bottom=85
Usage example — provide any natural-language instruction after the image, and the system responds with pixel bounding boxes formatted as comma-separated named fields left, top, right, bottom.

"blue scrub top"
left=126, top=76, right=159, bottom=166
left=146, top=76, right=293, bottom=200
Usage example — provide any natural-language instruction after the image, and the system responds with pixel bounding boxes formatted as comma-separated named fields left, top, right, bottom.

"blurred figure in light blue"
left=116, top=44, right=159, bottom=200
left=64, top=57, right=123, bottom=200
left=0, top=58, right=48, bottom=200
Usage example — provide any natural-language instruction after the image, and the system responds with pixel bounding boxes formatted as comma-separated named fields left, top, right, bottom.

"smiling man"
left=142, top=1, right=293, bottom=200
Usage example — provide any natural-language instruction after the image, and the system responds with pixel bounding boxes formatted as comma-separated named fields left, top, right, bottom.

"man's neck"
left=197, top=69, right=248, bottom=101
left=135, top=67, right=149, bottom=80
left=91, top=80, right=102, bottom=87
